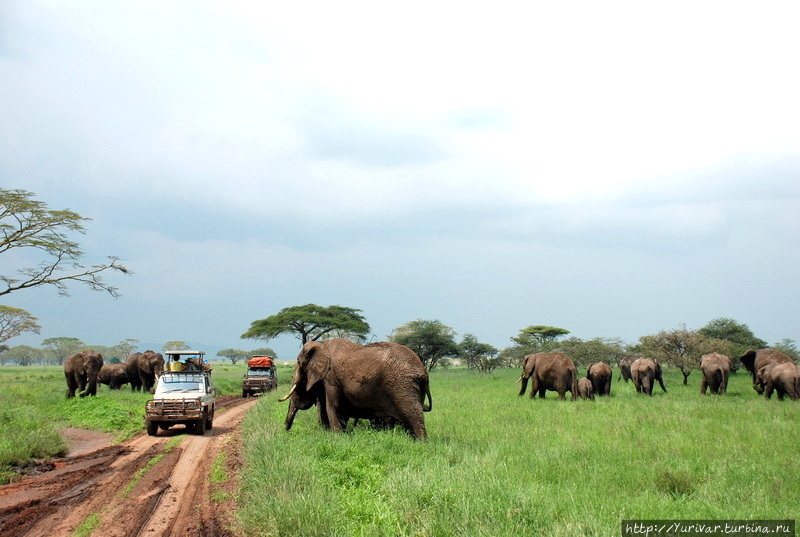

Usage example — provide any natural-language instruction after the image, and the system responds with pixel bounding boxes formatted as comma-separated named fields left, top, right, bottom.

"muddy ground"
left=0, top=395, right=258, bottom=537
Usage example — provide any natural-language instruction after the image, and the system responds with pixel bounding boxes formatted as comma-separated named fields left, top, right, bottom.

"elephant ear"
left=301, top=342, right=331, bottom=391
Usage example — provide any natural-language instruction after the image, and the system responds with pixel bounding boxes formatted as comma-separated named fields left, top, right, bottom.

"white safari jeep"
left=145, top=351, right=215, bottom=436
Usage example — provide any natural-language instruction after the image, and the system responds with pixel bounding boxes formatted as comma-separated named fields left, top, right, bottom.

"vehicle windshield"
left=157, top=374, right=205, bottom=394
left=248, top=369, right=273, bottom=376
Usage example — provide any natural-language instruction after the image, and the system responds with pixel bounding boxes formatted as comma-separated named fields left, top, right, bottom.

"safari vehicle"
left=145, top=351, right=215, bottom=436
left=242, top=355, right=277, bottom=397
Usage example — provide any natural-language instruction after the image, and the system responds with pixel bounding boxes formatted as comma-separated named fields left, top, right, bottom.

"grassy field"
left=2, top=363, right=798, bottom=536
left=237, top=367, right=800, bottom=537
left=0, top=362, right=245, bottom=483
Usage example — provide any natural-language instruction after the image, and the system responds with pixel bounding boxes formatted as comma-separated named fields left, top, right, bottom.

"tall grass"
left=0, top=363, right=246, bottom=483
left=237, top=368, right=800, bottom=537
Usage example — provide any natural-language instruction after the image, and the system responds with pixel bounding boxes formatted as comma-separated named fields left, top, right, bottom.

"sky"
left=1, top=1, right=799, bottom=360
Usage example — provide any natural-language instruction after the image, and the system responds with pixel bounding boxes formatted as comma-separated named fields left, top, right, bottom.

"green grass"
left=0, top=362, right=246, bottom=483
left=72, top=512, right=101, bottom=537
left=237, top=368, right=800, bottom=537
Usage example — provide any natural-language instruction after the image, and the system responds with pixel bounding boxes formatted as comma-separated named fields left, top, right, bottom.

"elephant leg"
left=529, top=377, right=539, bottom=399
left=700, top=377, right=708, bottom=395
left=65, top=372, right=78, bottom=398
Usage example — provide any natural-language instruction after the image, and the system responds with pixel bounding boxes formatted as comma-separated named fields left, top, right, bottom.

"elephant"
left=630, top=358, right=667, bottom=396
left=64, top=350, right=104, bottom=398
left=617, top=356, right=638, bottom=382
left=755, top=362, right=799, bottom=400
left=282, top=338, right=363, bottom=431
left=577, top=377, right=594, bottom=400
left=125, top=350, right=165, bottom=392
left=98, top=362, right=130, bottom=390
left=587, top=362, right=612, bottom=396
left=517, top=352, right=578, bottom=400
left=279, top=340, right=432, bottom=439
left=699, top=352, right=731, bottom=395
left=739, top=349, right=793, bottom=393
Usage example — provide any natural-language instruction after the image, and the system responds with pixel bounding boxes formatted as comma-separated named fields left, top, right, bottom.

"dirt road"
left=0, top=395, right=257, bottom=537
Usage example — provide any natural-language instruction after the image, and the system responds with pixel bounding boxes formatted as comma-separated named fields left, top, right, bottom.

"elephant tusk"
left=278, top=383, right=297, bottom=402
left=516, top=375, right=523, bottom=383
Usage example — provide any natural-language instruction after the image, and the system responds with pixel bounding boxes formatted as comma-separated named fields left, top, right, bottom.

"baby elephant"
left=577, top=377, right=595, bottom=400
left=756, top=363, right=800, bottom=400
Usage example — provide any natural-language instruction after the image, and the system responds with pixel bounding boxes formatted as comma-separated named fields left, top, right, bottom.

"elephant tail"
left=570, top=368, right=578, bottom=401
left=420, top=378, right=432, bottom=412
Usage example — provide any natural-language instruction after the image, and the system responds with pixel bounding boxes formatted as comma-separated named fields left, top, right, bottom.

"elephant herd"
left=63, top=350, right=165, bottom=398
left=517, top=349, right=800, bottom=401
left=63, top=343, right=798, bottom=441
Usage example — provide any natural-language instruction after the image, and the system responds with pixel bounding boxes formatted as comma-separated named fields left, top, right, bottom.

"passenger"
left=169, top=356, right=186, bottom=372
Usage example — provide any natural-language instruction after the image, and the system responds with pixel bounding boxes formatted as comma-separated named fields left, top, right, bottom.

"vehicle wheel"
left=146, top=421, right=158, bottom=436
left=196, top=412, right=207, bottom=435
left=242, top=390, right=248, bottom=398
left=205, top=410, right=213, bottom=430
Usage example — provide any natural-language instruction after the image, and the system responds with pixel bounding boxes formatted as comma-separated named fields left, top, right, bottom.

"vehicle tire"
left=146, top=421, right=158, bottom=436
left=205, top=410, right=213, bottom=430
left=242, top=390, right=248, bottom=398
left=196, top=412, right=207, bottom=435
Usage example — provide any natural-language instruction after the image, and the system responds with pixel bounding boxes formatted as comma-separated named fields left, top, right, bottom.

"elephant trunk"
left=285, top=401, right=298, bottom=430
left=517, top=375, right=529, bottom=397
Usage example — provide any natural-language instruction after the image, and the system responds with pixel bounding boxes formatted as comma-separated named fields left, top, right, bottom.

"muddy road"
left=0, top=395, right=258, bottom=537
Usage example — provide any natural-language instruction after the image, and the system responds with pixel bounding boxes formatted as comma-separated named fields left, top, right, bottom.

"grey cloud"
left=293, top=98, right=447, bottom=168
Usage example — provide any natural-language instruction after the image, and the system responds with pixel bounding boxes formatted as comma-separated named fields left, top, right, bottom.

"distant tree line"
left=241, top=305, right=798, bottom=380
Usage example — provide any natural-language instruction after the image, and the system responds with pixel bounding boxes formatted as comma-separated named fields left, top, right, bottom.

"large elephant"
left=125, top=350, right=165, bottom=392
left=517, top=352, right=578, bottom=400
left=279, top=340, right=432, bottom=439
left=587, top=362, right=612, bottom=396
left=755, top=362, right=799, bottom=400
left=631, top=358, right=667, bottom=396
left=739, top=349, right=793, bottom=394
left=577, top=377, right=594, bottom=400
left=617, top=356, right=638, bottom=382
left=98, top=362, right=130, bottom=390
left=64, top=350, right=104, bottom=398
left=282, top=338, right=362, bottom=430
left=699, top=352, right=731, bottom=395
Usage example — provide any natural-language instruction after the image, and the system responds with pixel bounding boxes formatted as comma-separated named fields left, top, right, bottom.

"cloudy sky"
left=2, top=1, right=798, bottom=359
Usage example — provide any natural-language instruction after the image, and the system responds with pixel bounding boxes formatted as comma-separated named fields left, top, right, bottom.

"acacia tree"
left=217, top=348, right=249, bottom=365
left=638, top=325, right=730, bottom=384
left=241, top=304, right=370, bottom=345
left=388, top=319, right=458, bottom=371
left=0, top=305, right=41, bottom=344
left=458, top=333, right=499, bottom=373
left=0, top=188, right=130, bottom=298
left=163, top=341, right=190, bottom=351
left=4, top=345, right=44, bottom=366
left=501, top=325, right=571, bottom=366
left=113, top=338, right=139, bottom=361
left=553, top=337, right=628, bottom=369
left=41, top=336, right=84, bottom=365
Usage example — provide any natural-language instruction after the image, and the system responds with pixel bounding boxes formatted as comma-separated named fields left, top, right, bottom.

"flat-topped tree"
left=241, top=304, right=370, bottom=345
